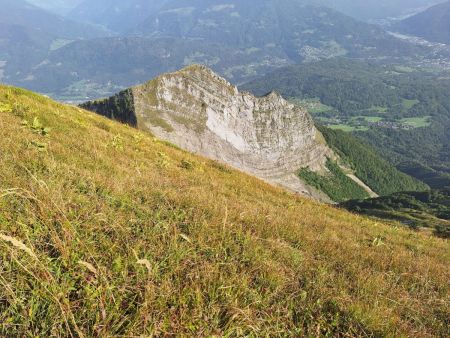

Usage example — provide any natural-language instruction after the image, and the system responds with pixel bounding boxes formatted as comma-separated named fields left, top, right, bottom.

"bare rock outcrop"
left=85, top=65, right=336, bottom=201
left=131, top=65, right=334, bottom=200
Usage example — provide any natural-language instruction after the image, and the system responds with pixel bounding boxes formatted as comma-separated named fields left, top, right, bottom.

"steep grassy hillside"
left=0, top=85, right=449, bottom=336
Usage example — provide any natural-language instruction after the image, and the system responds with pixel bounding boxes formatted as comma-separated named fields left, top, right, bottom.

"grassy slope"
left=0, top=85, right=449, bottom=337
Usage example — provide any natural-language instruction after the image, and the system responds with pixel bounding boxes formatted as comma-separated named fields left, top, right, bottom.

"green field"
left=401, top=116, right=431, bottom=128
left=328, top=124, right=369, bottom=132
left=366, top=105, right=388, bottom=113
left=291, top=98, right=334, bottom=113
left=401, top=98, right=420, bottom=109
left=50, top=39, right=74, bottom=51
left=359, top=116, right=383, bottom=123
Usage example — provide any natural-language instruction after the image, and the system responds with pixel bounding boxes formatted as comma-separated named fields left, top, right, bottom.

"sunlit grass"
left=0, top=85, right=449, bottom=336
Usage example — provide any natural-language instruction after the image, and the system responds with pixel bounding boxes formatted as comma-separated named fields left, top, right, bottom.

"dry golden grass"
left=0, top=85, right=449, bottom=337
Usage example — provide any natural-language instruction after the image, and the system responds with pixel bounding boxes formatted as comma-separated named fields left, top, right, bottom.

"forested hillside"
left=318, top=127, right=428, bottom=195
left=242, top=59, right=450, bottom=188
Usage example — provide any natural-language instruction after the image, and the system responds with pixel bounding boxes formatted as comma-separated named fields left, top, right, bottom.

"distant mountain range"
left=317, top=0, right=445, bottom=21
left=394, top=0, right=450, bottom=44
left=0, top=0, right=109, bottom=84
left=2, top=0, right=450, bottom=103
left=4, top=1, right=431, bottom=101
left=67, top=0, right=446, bottom=29
left=0, top=0, right=106, bottom=39
left=27, top=0, right=84, bottom=14
left=69, top=0, right=168, bottom=33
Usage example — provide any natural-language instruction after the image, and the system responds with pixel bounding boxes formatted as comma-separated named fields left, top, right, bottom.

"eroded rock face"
left=87, top=65, right=335, bottom=201
left=132, top=65, right=334, bottom=200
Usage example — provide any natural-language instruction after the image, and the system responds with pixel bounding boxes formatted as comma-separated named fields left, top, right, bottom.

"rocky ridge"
left=83, top=65, right=338, bottom=201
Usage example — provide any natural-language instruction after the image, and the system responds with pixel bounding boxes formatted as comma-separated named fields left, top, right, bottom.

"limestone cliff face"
left=85, top=65, right=335, bottom=201
left=130, top=65, right=334, bottom=200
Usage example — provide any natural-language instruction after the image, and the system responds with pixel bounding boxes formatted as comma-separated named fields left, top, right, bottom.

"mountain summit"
left=82, top=65, right=335, bottom=200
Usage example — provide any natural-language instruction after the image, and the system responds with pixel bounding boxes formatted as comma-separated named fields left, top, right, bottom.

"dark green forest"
left=80, top=89, right=136, bottom=126
left=318, top=126, right=428, bottom=195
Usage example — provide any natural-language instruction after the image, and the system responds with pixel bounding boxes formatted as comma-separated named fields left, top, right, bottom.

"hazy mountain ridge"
left=135, top=1, right=418, bottom=59
left=0, top=0, right=110, bottom=87
left=69, top=0, right=168, bottom=33
left=394, top=0, right=450, bottom=44
left=7, top=1, right=433, bottom=101
left=27, top=0, right=85, bottom=15
left=67, top=0, right=447, bottom=28
left=317, top=0, right=445, bottom=21
left=0, top=0, right=107, bottom=40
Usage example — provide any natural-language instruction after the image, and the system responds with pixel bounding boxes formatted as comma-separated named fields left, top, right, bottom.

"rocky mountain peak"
left=83, top=65, right=336, bottom=201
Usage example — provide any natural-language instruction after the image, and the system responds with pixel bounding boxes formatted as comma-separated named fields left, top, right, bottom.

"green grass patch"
left=401, top=98, right=420, bottom=109
left=328, top=124, right=368, bottom=132
left=367, top=105, right=388, bottom=113
left=50, top=39, right=74, bottom=51
left=393, top=66, right=416, bottom=73
left=298, top=159, right=369, bottom=202
left=363, top=116, right=383, bottom=123
left=290, top=98, right=334, bottom=114
left=401, top=116, right=431, bottom=128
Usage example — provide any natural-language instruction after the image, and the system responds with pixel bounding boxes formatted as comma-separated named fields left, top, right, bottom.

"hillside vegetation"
left=318, top=126, right=429, bottom=195
left=296, top=126, right=429, bottom=202
left=342, top=189, right=450, bottom=239
left=242, top=59, right=450, bottom=188
left=298, top=159, right=370, bottom=202
left=0, top=85, right=449, bottom=336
